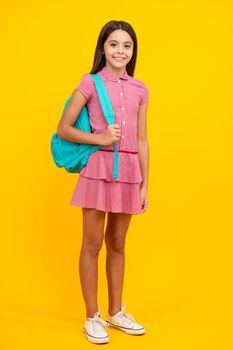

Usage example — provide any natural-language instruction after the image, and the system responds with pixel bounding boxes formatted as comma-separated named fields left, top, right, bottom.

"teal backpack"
left=50, top=74, right=119, bottom=178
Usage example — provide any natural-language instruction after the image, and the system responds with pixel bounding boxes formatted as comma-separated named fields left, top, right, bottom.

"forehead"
left=106, top=29, right=133, bottom=43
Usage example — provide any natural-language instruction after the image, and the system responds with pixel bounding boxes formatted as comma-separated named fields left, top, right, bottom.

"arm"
left=137, top=101, right=149, bottom=190
left=57, top=89, right=104, bottom=145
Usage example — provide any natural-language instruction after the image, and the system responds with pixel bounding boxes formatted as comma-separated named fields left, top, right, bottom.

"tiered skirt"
left=70, top=149, right=144, bottom=215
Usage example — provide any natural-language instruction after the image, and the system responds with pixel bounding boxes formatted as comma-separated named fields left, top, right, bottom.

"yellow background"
left=1, top=0, right=233, bottom=349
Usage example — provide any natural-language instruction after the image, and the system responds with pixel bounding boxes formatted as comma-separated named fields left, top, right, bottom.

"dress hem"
left=70, top=201, right=143, bottom=215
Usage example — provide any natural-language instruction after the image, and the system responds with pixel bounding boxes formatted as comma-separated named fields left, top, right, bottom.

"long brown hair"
left=89, top=20, right=138, bottom=77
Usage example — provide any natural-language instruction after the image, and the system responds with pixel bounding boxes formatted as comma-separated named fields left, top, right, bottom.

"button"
left=121, top=106, right=125, bottom=110
left=118, top=79, right=121, bottom=83
left=120, top=92, right=123, bottom=96
left=122, top=121, right=126, bottom=124
left=122, top=135, right=125, bottom=139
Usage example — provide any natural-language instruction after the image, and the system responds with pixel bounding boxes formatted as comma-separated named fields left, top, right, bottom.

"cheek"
left=105, top=50, right=112, bottom=56
left=104, top=46, right=113, bottom=55
left=127, top=48, right=133, bottom=57
left=108, top=46, right=116, bottom=53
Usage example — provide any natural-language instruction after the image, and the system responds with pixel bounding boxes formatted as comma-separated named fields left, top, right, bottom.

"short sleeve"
left=139, top=83, right=149, bottom=105
left=74, top=73, right=94, bottom=102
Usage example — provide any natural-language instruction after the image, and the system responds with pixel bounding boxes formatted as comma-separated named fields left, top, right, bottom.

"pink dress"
left=70, top=65, right=149, bottom=215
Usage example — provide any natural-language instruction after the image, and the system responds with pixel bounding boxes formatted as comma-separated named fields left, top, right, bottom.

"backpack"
left=50, top=74, right=119, bottom=178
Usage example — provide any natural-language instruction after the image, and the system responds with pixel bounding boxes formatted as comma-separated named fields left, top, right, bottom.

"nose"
left=117, top=47, right=124, bottom=54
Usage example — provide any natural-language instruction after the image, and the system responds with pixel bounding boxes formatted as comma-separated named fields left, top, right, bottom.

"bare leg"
left=104, top=212, right=132, bottom=316
left=79, top=208, right=106, bottom=318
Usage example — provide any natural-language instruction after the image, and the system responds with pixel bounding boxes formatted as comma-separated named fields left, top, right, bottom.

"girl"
left=57, top=20, right=149, bottom=344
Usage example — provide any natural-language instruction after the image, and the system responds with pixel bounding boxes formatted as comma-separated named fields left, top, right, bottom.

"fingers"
left=109, top=124, right=121, bottom=136
left=112, top=124, right=121, bottom=130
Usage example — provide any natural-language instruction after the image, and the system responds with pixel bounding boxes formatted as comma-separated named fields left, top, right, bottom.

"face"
left=103, top=29, right=134, bottom=72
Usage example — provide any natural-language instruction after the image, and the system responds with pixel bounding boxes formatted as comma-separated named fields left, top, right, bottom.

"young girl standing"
left=57, top=20, right=149, bottom=344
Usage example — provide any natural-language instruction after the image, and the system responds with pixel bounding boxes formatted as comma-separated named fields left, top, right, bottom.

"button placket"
left=117, top=79, right=127, bottom=149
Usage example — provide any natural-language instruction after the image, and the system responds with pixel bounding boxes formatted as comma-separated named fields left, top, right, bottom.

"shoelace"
left=87, top=310, right=110, bottom=333
left=117, top=303, right=137, bottom=324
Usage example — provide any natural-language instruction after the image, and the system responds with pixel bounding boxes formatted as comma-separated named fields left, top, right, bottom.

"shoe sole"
left=106, top=320, right=146, bottom=335
left=83, top=327, right=110, bottom=344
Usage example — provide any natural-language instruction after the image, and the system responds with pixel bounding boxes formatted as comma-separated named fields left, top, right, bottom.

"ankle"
left=108, top=309, right=121, bottom=317
left=86, top=310, right=99, bottom=319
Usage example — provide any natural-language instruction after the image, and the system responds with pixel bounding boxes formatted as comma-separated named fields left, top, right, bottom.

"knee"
left=82, top=236, right=104, bottom=256
left=105, top=234, right=126, bottom=254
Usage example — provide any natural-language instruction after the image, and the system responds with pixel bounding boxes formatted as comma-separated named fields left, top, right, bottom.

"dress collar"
left=97, top=65, right=130, bottom=81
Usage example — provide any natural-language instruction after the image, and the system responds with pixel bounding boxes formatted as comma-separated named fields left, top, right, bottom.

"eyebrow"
left=109, top=40, right=132, bottom=44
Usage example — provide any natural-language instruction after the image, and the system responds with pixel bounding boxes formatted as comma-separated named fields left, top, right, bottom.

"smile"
left=113, top=57, right=125, bottom=61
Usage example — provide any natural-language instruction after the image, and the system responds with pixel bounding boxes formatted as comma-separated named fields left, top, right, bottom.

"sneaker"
left=83, top=310, right=110, bottom=344
left=106, top=303, right=146, bottom=335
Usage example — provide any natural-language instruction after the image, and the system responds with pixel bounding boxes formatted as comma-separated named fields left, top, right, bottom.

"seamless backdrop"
left=0, top=1, right=233, bottom=349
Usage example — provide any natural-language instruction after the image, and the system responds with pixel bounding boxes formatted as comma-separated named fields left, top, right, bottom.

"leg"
left=79, top=208, right=106, bottom=318
left=104, top=212, right=132, bottom=316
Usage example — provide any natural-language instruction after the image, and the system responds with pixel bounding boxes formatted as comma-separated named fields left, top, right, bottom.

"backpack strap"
left=90, top=73, right=119, bottom=179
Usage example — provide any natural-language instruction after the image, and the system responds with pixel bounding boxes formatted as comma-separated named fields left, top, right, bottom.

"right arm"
left=57, top=90, right=105, bottom=145
left=56, top=90, right=121, bottom=146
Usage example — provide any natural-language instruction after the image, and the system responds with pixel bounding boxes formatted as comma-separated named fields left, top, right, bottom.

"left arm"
left=137, top=101, right=149, bottom=210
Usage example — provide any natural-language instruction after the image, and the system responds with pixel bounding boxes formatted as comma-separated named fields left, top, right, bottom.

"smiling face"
left=103, top=29, right=134, bottom=75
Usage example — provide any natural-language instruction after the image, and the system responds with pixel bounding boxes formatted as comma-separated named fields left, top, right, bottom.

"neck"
left=105, top=63, right=126, bottom=77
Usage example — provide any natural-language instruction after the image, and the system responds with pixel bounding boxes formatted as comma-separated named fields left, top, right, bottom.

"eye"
left=110, top=43, right=132, bottom=49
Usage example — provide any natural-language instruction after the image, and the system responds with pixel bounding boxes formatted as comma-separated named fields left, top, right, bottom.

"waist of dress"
left=98, top=149, right=138, bottom=154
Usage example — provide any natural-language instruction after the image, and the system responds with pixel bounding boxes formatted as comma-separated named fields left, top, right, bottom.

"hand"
left=140, top=185, right=148, bottom=213
left=101, top=124, right=121, bottom=146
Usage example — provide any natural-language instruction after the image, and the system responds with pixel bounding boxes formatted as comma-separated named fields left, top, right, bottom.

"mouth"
left=113, top=57, right=125, bottom=61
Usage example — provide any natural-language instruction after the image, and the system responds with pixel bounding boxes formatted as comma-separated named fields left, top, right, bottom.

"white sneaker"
left=83, top=310, right=110, bottom=344
left=106, top=303, right=146, bottom=335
